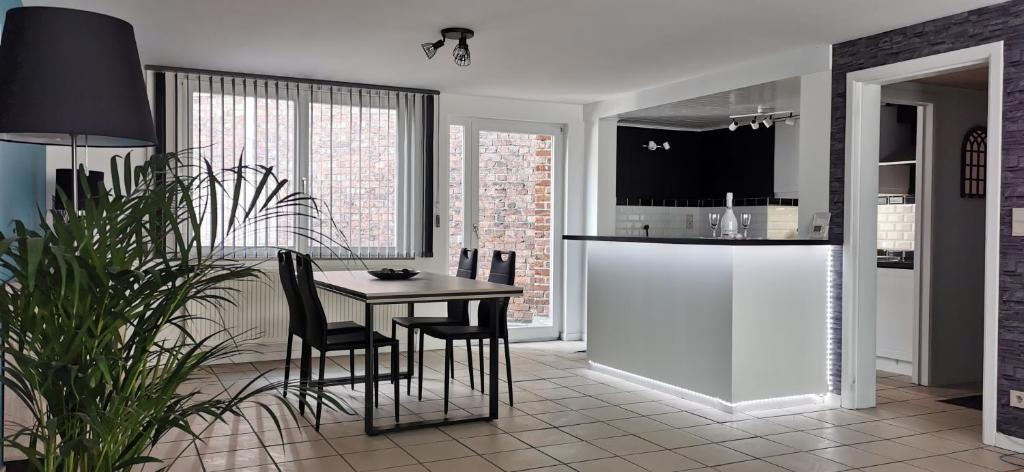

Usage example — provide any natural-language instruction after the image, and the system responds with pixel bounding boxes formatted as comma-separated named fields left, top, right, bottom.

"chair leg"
left=283, top=334, right=293, bottom=397
left=478, top=339, right=485, bottom=393
left=374, top=347, right=380, bottom=408
left=443, top=339, right=452, bottom=415
left=392, top=342, right=399, bottom=423
left=417, top=330, right=425, bottom=401
left=504, top=338, right=513, bottom=406
left=466, top=339, right=475, bottom=391
left=299, top=341, right=310, bottom=415
left=349, top=349, right=355, bottom=390
left=315, top=351, right=326, bottom=431
left=449, top=346, right=455, bottom=379
left=407, top=327, right=415, bottom=395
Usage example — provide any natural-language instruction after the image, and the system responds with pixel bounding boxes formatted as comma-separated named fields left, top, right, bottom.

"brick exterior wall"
left=449, top=126, right=553, bottom=326
left=830, top=0, right=1024, bottom=435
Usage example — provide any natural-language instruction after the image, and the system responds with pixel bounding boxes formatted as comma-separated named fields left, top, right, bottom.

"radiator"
left=184, top=272, right=411, bottom=346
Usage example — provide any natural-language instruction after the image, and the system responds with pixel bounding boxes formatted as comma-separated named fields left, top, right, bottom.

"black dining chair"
left=420, top=250, right=517, bottom=414
left=277, top=251, right=362, bottom=407
left=391, top=248, right=479, bottom=398
left=294, top=253, right=401, bottom=429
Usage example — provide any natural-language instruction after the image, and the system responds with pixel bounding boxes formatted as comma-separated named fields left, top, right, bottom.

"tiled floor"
left=148, top=342, right=1024, bottom=472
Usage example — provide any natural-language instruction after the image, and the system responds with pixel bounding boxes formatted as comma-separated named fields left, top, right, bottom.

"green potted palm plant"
left=0, top=151, right=352, bottom=471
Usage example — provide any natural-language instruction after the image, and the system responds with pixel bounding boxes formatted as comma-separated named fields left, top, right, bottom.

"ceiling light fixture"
left=785, top=113, right=797, bottom=126
left=643, top=140, right=671, bottom=151
left=728, top=120, right=739, bottom=131
left=422, top=27, right=474, bottom=66
left=750, top=118, right=760, bottom=130
left=728, top=107, right=799, bottom=130
left=763, top=116, right=773, bottom=128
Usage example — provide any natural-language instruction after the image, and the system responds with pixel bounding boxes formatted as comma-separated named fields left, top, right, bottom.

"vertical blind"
left=153, top=68, right=437, bottom=259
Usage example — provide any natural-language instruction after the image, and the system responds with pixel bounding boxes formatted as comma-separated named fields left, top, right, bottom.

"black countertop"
left=562, top=235, right=832, bottom=246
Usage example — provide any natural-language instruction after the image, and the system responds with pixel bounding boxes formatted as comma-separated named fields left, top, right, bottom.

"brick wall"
left=830, top=0, right=1024, bottom=435
left=449, top=126, right=553, bottom=326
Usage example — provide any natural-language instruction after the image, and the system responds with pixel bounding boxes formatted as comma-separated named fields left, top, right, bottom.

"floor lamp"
left=0, top=7, right=157, bottom=466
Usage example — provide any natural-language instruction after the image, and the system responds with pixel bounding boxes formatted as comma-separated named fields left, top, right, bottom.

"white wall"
left=883, top=82, right=987, bottom=386
left=438, top=93, right=586, bottom=340
left=797, top=71, right=832, bottom=237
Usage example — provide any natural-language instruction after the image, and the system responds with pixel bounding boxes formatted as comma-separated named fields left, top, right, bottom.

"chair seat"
left=324, top=330, right=399, bottom=350
left=392, top=316, right=463, bottom=328
left=421, top=325, right=494, bottom=340
left=327, top=320, right=362, bottom=333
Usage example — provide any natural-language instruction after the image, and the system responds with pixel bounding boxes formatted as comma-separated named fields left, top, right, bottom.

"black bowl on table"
left=368, top=268, right=420, bottom=280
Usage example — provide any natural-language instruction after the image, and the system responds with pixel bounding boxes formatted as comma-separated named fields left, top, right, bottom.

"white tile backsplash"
left=615, top=205, right=798, bottom=239
left=877, top=204, right=915, bottom=250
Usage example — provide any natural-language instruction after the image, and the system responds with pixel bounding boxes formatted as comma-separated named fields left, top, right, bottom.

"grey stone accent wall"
left=830, top=0, right=1024, bottom=436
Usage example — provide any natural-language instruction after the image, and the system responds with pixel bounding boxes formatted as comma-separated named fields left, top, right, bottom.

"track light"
left=662, top=141, right=670, bottom=150
left=750, top=118, right=760, bottom=130
left=453, top=36, right=471, bottom=66
left=728, top=120, right=739, bottom=131
left=642, top=141, right=671, bottom=151
left=763, top=116, right=773, bottom=128
left=421, top=39, right=445, bottom=59
left=785, top=113, right=796, bottom=126
left=422, top=28, right=475, bottom=66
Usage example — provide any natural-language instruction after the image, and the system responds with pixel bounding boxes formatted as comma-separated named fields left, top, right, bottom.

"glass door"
left=449, top=119, right=563, bottom=341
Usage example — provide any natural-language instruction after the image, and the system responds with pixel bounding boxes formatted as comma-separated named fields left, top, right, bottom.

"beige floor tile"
left=906, top=455, right=993, bottom=472
left=765, top=415, right=833, bottom=431
left=538, top=441, right=615, bottom=463
left=621, top=401, right=680, bottom=416
left=275, top=455, right=355, bottom=472
left=853, top=440, right=934, bottom=461
left=555, top=396, right=612, bottom=410
left=513, top=427, right=580, bottom=447
left=806, top=426, right=882, bottom=445
left=882, top=417, right=948, bottom=434
left=534, top=411, right=600, bottom=427
left=441, top=422, right=505, bottom=438
left=650, top=411, right=716, bottom=428
left=860, top=464, right=931, bottom=472
left=518, top=400, right=572, bottom=415
left=386, top=427, right=452, bottom=446
left=265, top=439, right=337, bottom=462
left=726, top=419, right=794, bottom=436
left=762, top=432, right=840, bottom=451
left=588, top=435, right=663, bottom=455
left=929, top=428, right=985, bottom=448
left=719, top=437, right=798, bottom=458
left=607, top=416, right=676, bottom=434
left=342, top=447, right=418, bottom=471
left=423, top=455, right=504, bottom=472
left=639, top=428, right=711, bottom=449
left=483, top=448, right=561, bottom=471
left=459, top=433, right=532, bottom=454
left=493, top=415, right=553, bottom=433
left=328, top=434, right=397, bottom=454
left=579, top=405, right=641, bottom=421
left=525, top=466, right=577, bottom=472
left=763, top=452, right=848, bottom=472
left=845, top=421, right=919, bottom=439
left=801, top=410, right=874, bottom=426
left=892, top=434, right=975, bottom=454
left=403, top=439, right=477, bottom=462
left=713, top=459, right=791, bottom=472
left=317, top=421, right=368, bottom=439
left=674, top=443, right=754, bottom=467
left=811, top=445, right=894, bottom=468
left=568, top=457, right=648, bottom=472
left=621, top=449, right=706, bottom=471
left=684, top=424, right=755, bottom=442
left=201, top=448, right=275, bottom=471
left=946, top=448, right=1021, bottom=471
left=689, top=409, right=754, bottom=423
left=560, top=422, right=629, bottom=440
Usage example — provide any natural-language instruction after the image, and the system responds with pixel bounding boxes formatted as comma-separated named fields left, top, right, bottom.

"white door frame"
left=842, top=41, right=1003, bottom=447
left=456, top=117, right=566, bottom=342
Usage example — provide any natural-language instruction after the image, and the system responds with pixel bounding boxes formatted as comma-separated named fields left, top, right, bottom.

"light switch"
left=1014, top=208, right=1024, bottom=236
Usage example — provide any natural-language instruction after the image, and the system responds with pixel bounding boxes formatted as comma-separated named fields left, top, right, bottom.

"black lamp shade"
left=0, top=7, right=157, bottom=147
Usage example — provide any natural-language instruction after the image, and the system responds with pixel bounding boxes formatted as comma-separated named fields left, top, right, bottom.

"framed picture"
left=810, top=212, right=831, bottom=240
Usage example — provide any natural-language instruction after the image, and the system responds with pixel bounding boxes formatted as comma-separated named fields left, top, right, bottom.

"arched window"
left=961, top=126, right=987, bottom=198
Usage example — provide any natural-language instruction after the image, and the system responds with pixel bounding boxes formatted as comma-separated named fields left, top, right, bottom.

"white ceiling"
left=24, top=0, right=1006, bottom=104
left=618, top=77, right=801, bottom=130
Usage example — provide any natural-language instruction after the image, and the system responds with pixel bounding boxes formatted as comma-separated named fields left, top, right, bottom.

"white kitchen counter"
left=569, top=237, right=833, bottom=411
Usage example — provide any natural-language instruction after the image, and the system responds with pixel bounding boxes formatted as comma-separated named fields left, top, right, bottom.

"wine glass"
left=740, top=213, right=752, bottom=239
left=708, top=213, right=721, bottom=238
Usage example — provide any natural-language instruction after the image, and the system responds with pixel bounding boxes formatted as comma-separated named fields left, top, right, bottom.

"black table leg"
left=364, top=303, right=376, bottom=435
left=489, top=303, right=500, bottom=419
left=407, top=302, right=415, bottom=395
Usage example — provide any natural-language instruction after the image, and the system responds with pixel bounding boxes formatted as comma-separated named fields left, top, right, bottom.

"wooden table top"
left=314, top=270, right=523, bottom=304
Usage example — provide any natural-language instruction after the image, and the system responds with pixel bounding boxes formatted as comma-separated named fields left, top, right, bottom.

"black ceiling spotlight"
left=421, top=27, right=474, bottom=66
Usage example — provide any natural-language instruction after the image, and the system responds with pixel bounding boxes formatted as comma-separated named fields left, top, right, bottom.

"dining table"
left=313, top=270, right=523, bottom=435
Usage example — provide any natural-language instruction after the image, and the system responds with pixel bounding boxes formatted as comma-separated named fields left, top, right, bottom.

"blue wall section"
left=0, top=0, right=45, bottom=237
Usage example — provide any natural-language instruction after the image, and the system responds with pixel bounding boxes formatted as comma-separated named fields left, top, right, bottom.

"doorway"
left=843, top=42, right=1003, bottom=446
left=449, top=118, right=565, bottom=341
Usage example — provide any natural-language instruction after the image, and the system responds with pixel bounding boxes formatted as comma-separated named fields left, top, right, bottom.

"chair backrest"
left=479, top=250, right=516, bottom=338
left=277, top=250, right=306, bottom=337
left=447, top=248, right=479, bottom=323
left=294, top=253, right=329, bottom=349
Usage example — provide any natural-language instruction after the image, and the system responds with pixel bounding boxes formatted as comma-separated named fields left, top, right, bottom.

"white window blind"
left=166, top=71, right=433, bottom=259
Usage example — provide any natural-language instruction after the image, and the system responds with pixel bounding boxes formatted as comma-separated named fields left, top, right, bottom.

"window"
left=961, top=126, right=986, bottom=198
left=166, top=71, right=434, bottom=259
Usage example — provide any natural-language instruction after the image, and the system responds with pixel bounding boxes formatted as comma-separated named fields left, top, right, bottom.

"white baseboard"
left=995, top=432, right=1024, bottom=455
left=876, top=356, right=913, bottom=376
